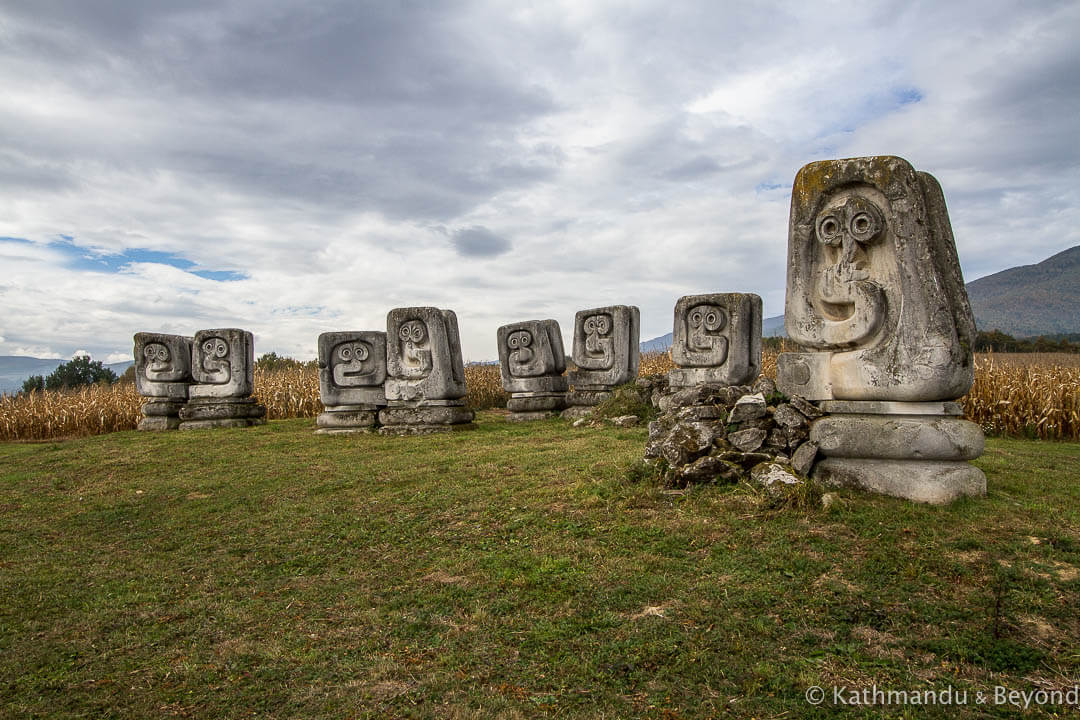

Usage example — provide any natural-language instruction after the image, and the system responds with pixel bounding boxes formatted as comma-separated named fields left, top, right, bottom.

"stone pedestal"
left=810, top=400, right=986, bottom=504
left=506, top=390, right=567, bottom=421
left=178, top=397, right=267, bottom=430
left=377, top=400, right=475, bottom=435
left=561, top=386, right=613, bottom=419
left=138, top=399, right=185, bottom=431
left=316, top=404, right=380, bottom=434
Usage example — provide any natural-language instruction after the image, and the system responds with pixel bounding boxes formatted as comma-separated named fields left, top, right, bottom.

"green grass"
left=1, top=412, right=1078, bottom=719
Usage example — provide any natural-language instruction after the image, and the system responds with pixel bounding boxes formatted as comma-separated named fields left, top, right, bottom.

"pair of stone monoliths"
left=133, top=328, right=266, bottom=430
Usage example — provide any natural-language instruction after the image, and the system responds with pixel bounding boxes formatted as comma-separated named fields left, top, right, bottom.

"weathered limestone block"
left=316, top=331, right=386, bottom=433
left=776, top=156, right=985, bottom=503
left=381, top=307, right=473, bottom=434
left=498, top=319, right=568, bottom=421
left=563, top=305, right=639, bottom=417
left=777, top=156, right=976, bottom=402
left=568, top=305, right=640, bottom=389
left=134, top=332, right=193, bottom=431
left=180, top=328, right=266, bottom=429
left=385, top=307, right=467, bottom=403
left=668, top=293, right=762, bottom=387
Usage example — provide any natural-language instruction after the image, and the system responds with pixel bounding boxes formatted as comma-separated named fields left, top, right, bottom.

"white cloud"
left=0, top=0, right=1077, bottom=363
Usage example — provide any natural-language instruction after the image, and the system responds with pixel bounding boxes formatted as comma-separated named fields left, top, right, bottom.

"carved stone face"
left=317, top=330, right=387, bottom=406
left=686, top=304, right=728, bottom=364
left=669, top=293, right=760, bottom=385
left=199, top=336, right=231, bottom=384
left=332, top=340, right=375, bottom=386
left=189, top=328, right=255, bottom=399
left=143, top=343, right=179, bottom=381
left=581, top=313, right=613, bottom=369
left=397, top=319, right=431, bottom=378
left=497, top=319, right=567, bottom=392
left=810, top=187, right=888, bottom=346
left=569, top=305, right=639, bottom=386
left=780, top=156, right=977, bottom=401
left=133, top=332, right=193, bottom=399
left=506, top=330, right=534, bottom=370
left=385, top=307, right=467, bottom=402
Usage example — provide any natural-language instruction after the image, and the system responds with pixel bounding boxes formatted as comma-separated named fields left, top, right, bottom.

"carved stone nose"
left=515, top=347, right=534, bottom=363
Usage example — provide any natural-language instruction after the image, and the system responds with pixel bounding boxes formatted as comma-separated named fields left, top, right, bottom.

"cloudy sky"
left=1, top=0, right=1078, bottom=363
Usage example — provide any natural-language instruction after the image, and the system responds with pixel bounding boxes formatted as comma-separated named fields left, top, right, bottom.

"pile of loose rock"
left=637, top=374, right=824, bottom=490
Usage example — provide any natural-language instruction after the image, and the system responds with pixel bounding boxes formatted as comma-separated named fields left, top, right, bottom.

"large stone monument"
left=133, top=332, right=193, bottom=430
left=776, top=155, right=984, bottom=503
left=563, top=305, right=640, bottom=419
left=668, top=293, right=762, bottom=388
left=316, top=331, right=387, bottom=433
left=179, top=328, right=267, bottom=430
left=379, top=307, right=474, bottom=434
left=497, top=319, right=568, bottom=421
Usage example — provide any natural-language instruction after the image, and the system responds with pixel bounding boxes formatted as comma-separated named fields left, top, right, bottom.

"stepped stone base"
left=810, top=400, right=986, bottom=503
left=506, top=392, right=566, bottom=421
left=138, top=399, right=185, bottom=431
left=178, top=397, right=267, bottom=430
left=315, top=404, right=380, bottom=434
left=377, top=402, right=475, bottom=435
left=560, top=386, right=614, bottom=419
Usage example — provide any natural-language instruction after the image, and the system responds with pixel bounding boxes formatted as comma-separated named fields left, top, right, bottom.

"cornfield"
left=1, top=352, right=1077, bottom=442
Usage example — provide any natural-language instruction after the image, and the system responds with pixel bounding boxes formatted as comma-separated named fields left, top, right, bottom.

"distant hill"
left=966, top=245, right=1080, bottom=338
left=0, top=357, right=133, bottom=396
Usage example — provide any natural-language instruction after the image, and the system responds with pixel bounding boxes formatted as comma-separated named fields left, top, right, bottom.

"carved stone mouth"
left=820, top=299, right=856, bottom=322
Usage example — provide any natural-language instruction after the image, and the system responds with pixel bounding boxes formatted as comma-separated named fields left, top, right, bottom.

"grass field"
left=2, top=414, right=1078, bottom=718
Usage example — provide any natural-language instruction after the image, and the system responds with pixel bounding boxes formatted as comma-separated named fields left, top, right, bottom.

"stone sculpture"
left=668, top=293, right=762, bottom=387
left=179, top=328, right=267, bottom=429
left=379, top=307, right=474, bottom=433
left=316, top=331, right=387, bottom=433
left=776, top=155, right=984, bottom=502
left=133, top=332, right=193, bottom=430
left=497, top=319, right=568, bottom=421
left=563, top=305, right=640, bottom=418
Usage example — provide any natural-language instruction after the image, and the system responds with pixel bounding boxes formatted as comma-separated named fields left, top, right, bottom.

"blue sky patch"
left=44, top=237, right=246, bottom=281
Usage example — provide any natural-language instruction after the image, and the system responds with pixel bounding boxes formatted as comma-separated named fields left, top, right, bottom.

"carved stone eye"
left=584, top=317, right=596, bottom=332
left=202, top=340, right=215, bottom=355
left=594, top=315, right=611, bottom=335
left=399, top=325, right=412, bottom=341
left=689, top=310, right=703, bottom=328
left=703, top=309, right=725, bottom=332
left=213, top=340, right=228, bottom=358
left=817, top=214, right=842, bottom=246
left=339, top=345, right=352, bottom=361
left=410, top=324, right=425, bottom=343
left=849, top=211, right=880, bottom=241
left=519, top=332, right=531, bottom=347
left=353, top=343, right=369, bottom=361
left=144, top=346, right=156, bottom=359
left=508, top=334, right=519, bottom=349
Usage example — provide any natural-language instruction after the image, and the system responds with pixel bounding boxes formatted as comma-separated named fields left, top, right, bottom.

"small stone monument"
left=379, top=307, right=474, bottom=434
left=776, top=155, right=985, bottom=503
left=668, top=293, right=762, bottom=387
left=179, top=328, right=267, bottom=429
left=563, top=305, right=640, bottom=418
left=497, top=319, right=568, bottom=421
left=133, top=332, right=193, bottom=430
left=316, top=331, right=387, bottom=433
